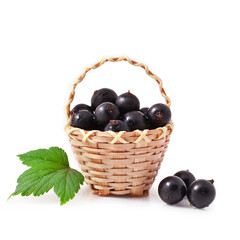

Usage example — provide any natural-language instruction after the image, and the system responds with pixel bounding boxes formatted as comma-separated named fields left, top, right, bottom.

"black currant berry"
left=158, top=176, right=187, bottom=205
left=147, top=103, right=171, bottom=129
left=91, top=88, right=117, bottom=110
left=123, top=111, right=147, bottom=131
left=140, top=107, right=149, bottom=116
left=95, top=102, right=120, bottom=130
left=174, top=170, right=196, bottom=188
left=187, top=179, right=216, bottom=209
left=115, top=90, right=140, bottom=115
left=70, top=110, right=95, bottom=130
left=104, top=120, right=130, bottom=132
left=71, top=104, right=92, bottom=115
left=118, top=115, right=125, bottom=121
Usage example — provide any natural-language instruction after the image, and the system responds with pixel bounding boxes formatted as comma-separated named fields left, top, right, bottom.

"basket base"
left=89, top=184, right=152, bottom=196
left=96, top=189, right=150, bottom=197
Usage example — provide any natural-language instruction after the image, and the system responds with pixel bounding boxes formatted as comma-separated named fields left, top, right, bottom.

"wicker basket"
left=65, top=56, right=174, bottom=196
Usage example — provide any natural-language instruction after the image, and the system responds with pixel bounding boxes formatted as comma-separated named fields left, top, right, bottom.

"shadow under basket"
left=65, top=56, right=174, bottom=196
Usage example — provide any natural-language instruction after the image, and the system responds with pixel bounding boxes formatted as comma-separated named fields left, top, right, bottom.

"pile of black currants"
left=70, top=88, right=171, bottom=131
left=158, top=170, right=216, bottom=208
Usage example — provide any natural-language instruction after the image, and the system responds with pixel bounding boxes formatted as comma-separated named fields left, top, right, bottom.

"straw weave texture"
left=65, top=56, right=174, bottom=196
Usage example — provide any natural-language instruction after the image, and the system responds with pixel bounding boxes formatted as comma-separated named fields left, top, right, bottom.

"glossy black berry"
left=147, top=103, right=171, bottom=129
left=115, top=90, right=140, bottom=115
left=71, top=104, right=92, bottom=115
left=140, top=107, right=149, bottom=116
left=123, top=111, right=147, bottom=131
left=91, top=88, right=117, bottom=110
left=70, top=110, right=95, bottom=130
left=118, top=115, right=125, bottom=121
left=158, top=176, right=187, bottom=205
left=95, top=102, right=120, bottom=130
left=187, top=179, right=216, bottom=209
left=104, top=120, right=130, bottom=132
left=174, top=170, right=196, bottom=188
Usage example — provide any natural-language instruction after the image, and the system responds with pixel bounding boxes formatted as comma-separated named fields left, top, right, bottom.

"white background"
left=1, top=0, right=240, bottom=239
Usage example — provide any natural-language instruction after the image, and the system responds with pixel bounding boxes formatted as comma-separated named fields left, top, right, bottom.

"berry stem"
left=156, top=112, right=163, bottom=120
left=209, top=179, right=214, bottom=184
left=107, top=106, right=114, bottom=113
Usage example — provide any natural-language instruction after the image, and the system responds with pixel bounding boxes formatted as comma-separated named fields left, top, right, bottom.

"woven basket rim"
left=67, top=120, right=173, bottom=135
left=66, top=120, right=173, bottom=144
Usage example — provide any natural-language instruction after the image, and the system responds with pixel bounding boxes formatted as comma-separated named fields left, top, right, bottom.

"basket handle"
left=66, top=56, right=171, bottom=120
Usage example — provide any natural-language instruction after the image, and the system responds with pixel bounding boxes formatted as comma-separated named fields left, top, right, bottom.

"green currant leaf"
left=9, top=147, right=84, bottom=205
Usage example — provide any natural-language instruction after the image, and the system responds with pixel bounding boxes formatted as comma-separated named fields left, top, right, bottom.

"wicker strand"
left=108, top=131, right=129, bottom=144
left=134, top=130, right=151, bottom=143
